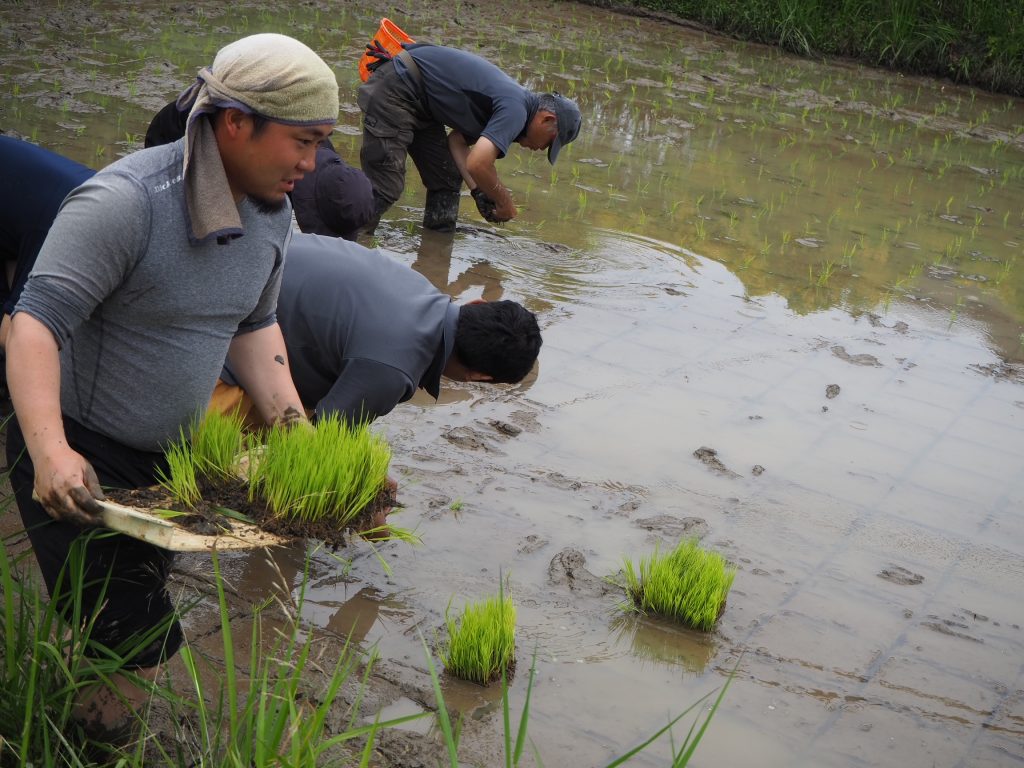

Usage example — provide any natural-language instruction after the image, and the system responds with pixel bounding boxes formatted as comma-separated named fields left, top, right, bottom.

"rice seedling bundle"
left=249, top=414, right=391, bottom=525
left=439, top=592, right=516, bottom=685
left=623, top=539, right=736, bottom=631
left=157, top=409, right=247, bottom=506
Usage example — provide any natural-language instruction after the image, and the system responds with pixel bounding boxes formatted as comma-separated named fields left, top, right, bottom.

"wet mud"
left=2, top=0, right=1024, bottom=766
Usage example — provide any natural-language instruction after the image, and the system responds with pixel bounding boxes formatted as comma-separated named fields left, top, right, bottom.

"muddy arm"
left=226, top=324, right=307, bottom=428
left=462, top=136, right=516, bottom=221
left=6, top=312, right=104, bottom=524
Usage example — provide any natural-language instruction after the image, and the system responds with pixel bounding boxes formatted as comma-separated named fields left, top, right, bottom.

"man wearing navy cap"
left=359, top=43, right=582, bottom=232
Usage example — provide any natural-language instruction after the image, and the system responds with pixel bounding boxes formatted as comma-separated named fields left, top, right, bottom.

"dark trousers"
left=357, top=60, right=463, bottom=229
left=6, top=416, right=182, bottom=669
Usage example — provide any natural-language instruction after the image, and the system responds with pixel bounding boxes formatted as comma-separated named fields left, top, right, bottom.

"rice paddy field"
left=1, top=1, right=1023, bottom=765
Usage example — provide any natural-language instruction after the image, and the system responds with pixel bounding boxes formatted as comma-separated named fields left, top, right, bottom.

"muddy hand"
left=471, top=188, right=503, bottom=223
left=34, top=454, right=105, bottom=527
left=357, top=476, right=399, bottom=541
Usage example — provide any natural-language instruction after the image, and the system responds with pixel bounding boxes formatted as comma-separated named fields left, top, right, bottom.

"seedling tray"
left=34, top=489, right=288, bottom=552
left=97, top=498, right=288, bottom=551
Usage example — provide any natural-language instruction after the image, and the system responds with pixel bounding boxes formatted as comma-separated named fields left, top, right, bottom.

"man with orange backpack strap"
left=358, top=42, right=582, bottom=232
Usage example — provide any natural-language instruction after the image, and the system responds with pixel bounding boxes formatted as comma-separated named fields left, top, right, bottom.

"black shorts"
left=5, top=416, right=182, bottom=669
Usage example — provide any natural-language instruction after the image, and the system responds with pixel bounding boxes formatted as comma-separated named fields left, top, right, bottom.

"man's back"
left=271, top=233, right=459, bottom=422
left=0, top=136, right=93, bottom=265
left=401, top=44, right=536, bottom=155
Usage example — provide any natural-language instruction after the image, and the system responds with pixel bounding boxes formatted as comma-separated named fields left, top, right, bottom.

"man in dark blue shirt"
left=358, top=43, right=581, bottom=232
left=0, top=135, right=94, bottom=352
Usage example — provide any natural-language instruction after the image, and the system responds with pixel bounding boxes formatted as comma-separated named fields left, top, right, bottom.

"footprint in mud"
left=487, top=418, right=522, bottom=437
left=921, top=616, right=983, bottom=643
left=509, top=409, right=541, bottom=432
left=518, top=534, right=549, bottom=555
left=877, top=565, right=924, bottom=585
left=441, top=426, right=504, bottom=454
left=831, top=345, right=882, bottom=367
left=548, top=548, right=615, bottom=597
left=693, top=446, right=741, bottom=478
left=633, top=515, right=709, bottom=540
left=969, top=361, right=1024, bottom=384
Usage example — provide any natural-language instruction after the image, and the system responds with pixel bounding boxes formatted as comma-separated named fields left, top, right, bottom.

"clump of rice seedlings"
left=438, top=587, right=516, bottom=685
left=249, top=414, right=391, bottom=526
left=190, top=408, right=247, bottom=479
left=156, top=409, right=248, bottom=506
left=158, top=429, right=202, bottom=507
left=621, top=539, right=736, bottom=631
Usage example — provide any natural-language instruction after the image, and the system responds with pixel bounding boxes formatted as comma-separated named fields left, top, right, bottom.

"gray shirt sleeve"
left=14, top=172, right=149, bottom=347
left=314, top=358, right=415, bottom=425
left=235, top=212, right=290, bottom=335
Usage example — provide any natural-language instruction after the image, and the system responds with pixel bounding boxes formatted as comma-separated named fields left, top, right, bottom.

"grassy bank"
left=586, top=0, right=1024, bottom=95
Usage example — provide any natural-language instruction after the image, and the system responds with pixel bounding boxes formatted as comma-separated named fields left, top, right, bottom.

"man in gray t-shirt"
left=215, top=233, right=542, bottom=426
left=5, top=34, right=338, bottom=741
left=358, top=43, right=582, bottom=232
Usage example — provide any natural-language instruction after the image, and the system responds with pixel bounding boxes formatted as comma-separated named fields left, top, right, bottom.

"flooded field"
left=2, top=1, right=1023, bottom=766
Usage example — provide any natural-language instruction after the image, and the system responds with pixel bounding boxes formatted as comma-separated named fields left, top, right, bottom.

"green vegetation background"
left=585, top=0, right=1024, bottom=95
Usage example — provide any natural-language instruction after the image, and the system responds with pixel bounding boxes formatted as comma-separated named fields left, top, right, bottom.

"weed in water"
left=438, top=584, right=516, bottom=685
left=621, top=539, right=736, bottom=631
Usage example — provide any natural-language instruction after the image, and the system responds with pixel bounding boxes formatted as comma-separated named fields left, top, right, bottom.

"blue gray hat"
left=545, top=93, right=582, bottom=164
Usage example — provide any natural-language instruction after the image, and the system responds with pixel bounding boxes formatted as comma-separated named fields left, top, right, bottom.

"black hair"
left=454, top=301, right=542, bottom=384
left=209, top=107, right=272, bottom=136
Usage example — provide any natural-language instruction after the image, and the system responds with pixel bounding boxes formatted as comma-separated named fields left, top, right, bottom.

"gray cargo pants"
left=357, top=59, right=462, bottom=231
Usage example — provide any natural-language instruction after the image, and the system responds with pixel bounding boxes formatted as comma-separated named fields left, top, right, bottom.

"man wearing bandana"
left=4, top=33, right=339, bottom=741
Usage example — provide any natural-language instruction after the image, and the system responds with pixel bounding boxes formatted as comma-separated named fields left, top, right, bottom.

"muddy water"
left=2, top=1, right=1023, bottom=766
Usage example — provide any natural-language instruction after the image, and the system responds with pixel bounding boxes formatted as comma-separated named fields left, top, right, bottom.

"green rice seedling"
left=250, top=413, right=391, bottom=526
left=190, top=408, right=247, bottom=479
left=157, top=427, right=202, bottom=507
left=621, top=539, right=736, bottom=632
left=156, top=409, right=247, bottom=506
left=438, top=587, right=516, bottom=685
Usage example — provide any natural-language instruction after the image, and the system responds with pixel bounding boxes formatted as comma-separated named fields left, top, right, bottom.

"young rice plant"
left=156, top=409, right=248, bottom=506
left=622, top=539, right=736, bottom=631
left=438, top=588, right=516, bottom=685
left=248, top=414, right=391, bottom=525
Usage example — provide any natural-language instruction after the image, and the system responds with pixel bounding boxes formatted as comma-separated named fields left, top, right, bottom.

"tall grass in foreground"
left=622, top=539, right=737, bottom=631
left=438, top=585, right=516, bottom=684
left=248, top=414, right=391, bottom=525
left=0, top=533, right=168, bottom=766
left=175, top=551, right=423, bottom=766
left=0, top=532, right=421, bottom=766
